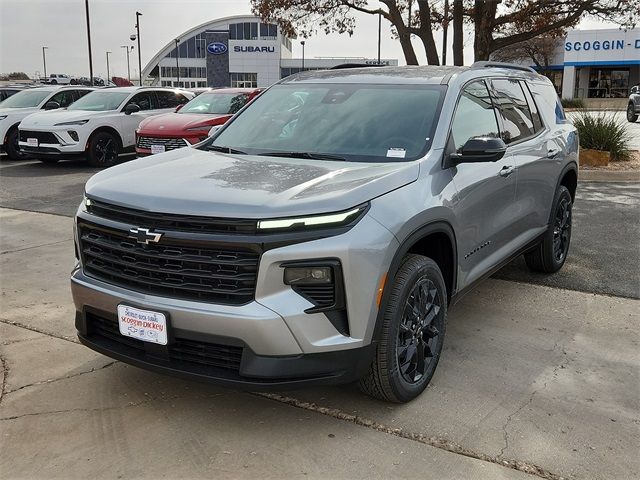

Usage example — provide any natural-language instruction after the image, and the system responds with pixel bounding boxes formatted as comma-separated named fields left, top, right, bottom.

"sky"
left=0, top=0, right=619, bottom=79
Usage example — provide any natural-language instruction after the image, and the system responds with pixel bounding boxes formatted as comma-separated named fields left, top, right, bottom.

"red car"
left=135, top=88, right=262, bottom=156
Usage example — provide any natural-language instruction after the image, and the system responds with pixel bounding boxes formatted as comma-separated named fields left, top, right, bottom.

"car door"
left=448, top=80, right=518, bottom=287
left=490, top=78, right=556, bottom=242
left=119, top=92, right=157, bottom=147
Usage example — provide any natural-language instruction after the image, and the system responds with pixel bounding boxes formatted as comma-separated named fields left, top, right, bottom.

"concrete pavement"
left=1, top=208, right=639, bottom=479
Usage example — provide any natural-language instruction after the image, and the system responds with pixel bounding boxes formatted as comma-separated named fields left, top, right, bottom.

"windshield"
left=0, top=90, right=51, bottom=108
left=180, top=92, right=250, bottom=115
left=67, top=91, right=129, bottom=111
left=209, top=83, right=444, bottom=162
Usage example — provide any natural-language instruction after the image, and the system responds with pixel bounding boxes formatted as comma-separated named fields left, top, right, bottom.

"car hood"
left=139, top=112, right=230, bottom=132
left=85, top=148, right=420, bottom=218
left=19, top=109, right=109, bottom=127
left=0, top=107, right=39, bottom=119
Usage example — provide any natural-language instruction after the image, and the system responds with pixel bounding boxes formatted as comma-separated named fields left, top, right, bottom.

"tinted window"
left=49, top=90, right=75, bottom=107
left=156, top=91, right=180, bottom=108
left=73, top=90, right=91, bottom=101
left=491, top=79, right=535, bottom=143
left=181, top=92, right=249, bottom=114
left=520, top=81, right=543, bottom=133
left=211, top=83, right=444, bottom=162
left=450, top=81, right=500, bottom=151
left=128, top=92, right=154, bottom=110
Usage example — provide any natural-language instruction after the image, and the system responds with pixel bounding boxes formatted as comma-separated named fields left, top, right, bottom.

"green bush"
left=573, top=111, right=632, bottom=161
left=561, top=98, right=585, bottom=109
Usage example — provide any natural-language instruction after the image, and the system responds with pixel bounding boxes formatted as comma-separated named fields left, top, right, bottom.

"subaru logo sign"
left=207, top=42, right=228, bottom=55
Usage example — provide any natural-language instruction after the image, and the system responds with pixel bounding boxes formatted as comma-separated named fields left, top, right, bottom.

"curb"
left=579, top=170, right=640, bottom=182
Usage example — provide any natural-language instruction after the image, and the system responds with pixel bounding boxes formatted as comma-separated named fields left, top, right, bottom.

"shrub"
left=561, top=98, right=585, bottom=109
left=572, top=111, right=632, bottom=161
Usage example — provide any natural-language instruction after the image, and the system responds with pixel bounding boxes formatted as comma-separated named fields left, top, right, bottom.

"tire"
left=525, top=185, right=572, bottom=273
left=358, top=254, right=447, bottom=403
left=87, top=131, right=120, bottom=168
left=4, top=127, right=26, bottom=161
left=50, top=79, right=57, bottom=85
left=627, top=103, right=638, bottom=123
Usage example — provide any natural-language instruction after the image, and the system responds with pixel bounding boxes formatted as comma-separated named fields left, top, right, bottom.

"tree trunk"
left=417, top=0, right=440, bottom=65
left=473, top=0, right=496, bottom=61
left=385, top=2, right=420, bottom=65
left=452, top=0, right=463, bottom=65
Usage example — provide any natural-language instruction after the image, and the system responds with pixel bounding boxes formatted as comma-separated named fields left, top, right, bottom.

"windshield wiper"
left=208, top=145, right=247, bottom=155
left=258, top=151, right=347, bottom=161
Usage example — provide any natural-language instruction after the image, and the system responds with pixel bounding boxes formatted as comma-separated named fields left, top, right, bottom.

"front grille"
left=19, top=130, right=59, bottom=144
left=137, top=136, right=188, bottom=151
left=87, top=312, right=243, bottom=371
left=86, top=199, right=258, bottom=235
left=79, top=221, right=259, bottom=304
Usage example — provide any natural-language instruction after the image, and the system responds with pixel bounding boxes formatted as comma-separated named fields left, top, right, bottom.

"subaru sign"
left=207, top=42, right=228, bottom=55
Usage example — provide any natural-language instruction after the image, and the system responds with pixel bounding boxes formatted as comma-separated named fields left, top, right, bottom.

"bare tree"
left=492, top=34, right=561, bottom=74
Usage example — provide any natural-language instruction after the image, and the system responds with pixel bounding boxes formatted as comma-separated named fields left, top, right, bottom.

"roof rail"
left=470, top=61, right=537, bottom=74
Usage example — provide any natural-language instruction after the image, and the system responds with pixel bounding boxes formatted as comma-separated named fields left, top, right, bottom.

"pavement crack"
left=0, top=320, right=78, bottom=344
left=254, top=392, right=566, bottom=480
left=0, top=354, right=8, bottom=407
left=3, top=361, right=118, bottom=396
left=0, top=238, right=71, bottom=255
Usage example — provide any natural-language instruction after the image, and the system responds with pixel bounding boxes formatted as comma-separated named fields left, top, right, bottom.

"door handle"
left=547, top=148, right=560, bottom=158
left=499, top=165, right=515, bottom=177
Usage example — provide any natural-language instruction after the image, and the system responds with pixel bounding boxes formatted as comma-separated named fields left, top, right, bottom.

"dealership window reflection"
left=587, top=68, right=630, bottom=98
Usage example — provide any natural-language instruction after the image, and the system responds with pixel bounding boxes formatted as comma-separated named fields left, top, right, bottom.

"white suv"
left=18, top=87, right=194, bottom=167
left=0, top=86, right=94, bottom=160
left=46, top=74, right=72, bottom=85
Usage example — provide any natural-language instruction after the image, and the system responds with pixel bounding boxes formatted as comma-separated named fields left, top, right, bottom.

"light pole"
left=135, top=11, right=142, bottom=85
left=301, top=40, right=305, bottom=71
left=442, top=0, right=449, bottom=65
left=121, top=45, right=132, bottom=82
left=85, top=0, right=94, bottom=86
left=377, top=13, right=381, bottom=64
left=42, top=46, right=48, bottom=79
left=106, top=51, right=112, bottom=81
left=175, top=38, right=180, bottom=86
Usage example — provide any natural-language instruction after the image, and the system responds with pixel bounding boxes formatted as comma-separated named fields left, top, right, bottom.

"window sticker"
left=387, top=148, right=406, bottom=158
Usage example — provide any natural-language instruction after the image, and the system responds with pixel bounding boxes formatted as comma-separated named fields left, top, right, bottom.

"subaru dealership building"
left=141, top=15, right=397, bottom=89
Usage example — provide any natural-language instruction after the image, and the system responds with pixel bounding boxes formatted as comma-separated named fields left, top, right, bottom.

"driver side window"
left=48, top=91, right=75, bottom=108
left=126, top=92, right=154, bottom=111
left=450, top=81, right=500, bottom=151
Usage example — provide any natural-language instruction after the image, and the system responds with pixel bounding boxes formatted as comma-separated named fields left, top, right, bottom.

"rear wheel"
left=525, top=185, right=572, bottom=273
left=87, top=131, right=120, bottom=168
left=627, top=103, right=638, bottom=123
left=358, top=255, right=447, bottom=403
left=4, top=127, right=26, bottom=160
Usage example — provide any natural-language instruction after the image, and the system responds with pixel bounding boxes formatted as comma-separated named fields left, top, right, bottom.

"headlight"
left=0, top=115, right=7, bottom=121
left=257, top=204, right=367, bottom=231
left=54, top=119, right=89, bottom=126
left=81, top=195, right=92, bottom=212
left=284, top=266, right=333, bottom=285
left=186, top=125, right=214, bottom=132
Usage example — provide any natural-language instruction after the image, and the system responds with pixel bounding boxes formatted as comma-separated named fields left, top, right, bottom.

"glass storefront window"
left=588, top=68, right=630, bottom=98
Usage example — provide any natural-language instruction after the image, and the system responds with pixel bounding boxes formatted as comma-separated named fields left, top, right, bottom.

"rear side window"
left=490, top=79, right=537, bottom=143
left=128, top=92, right=155, bottom=110
left=450, top=80, right=500, bottom=151
left=73, top=90, right=91, bottom=101
left=156, top=91, right=181, bottom=109
left=520, top=81, right=543, bottom=133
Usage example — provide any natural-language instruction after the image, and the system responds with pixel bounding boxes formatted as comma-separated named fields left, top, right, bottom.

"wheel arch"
left=85, top=126, right=123, bottom=152
left=372, top=221, right=457, bottom=343
left=558, top=162, right=578, bottom=202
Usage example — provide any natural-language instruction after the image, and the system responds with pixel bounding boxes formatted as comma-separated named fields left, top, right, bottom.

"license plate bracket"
left=117, top=305, right=168, bottom=345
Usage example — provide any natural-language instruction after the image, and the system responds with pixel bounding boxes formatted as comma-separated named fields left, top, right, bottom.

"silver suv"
left=628, top=84, right=639, bottom=122
left=72, top=62, right=578, bottom=402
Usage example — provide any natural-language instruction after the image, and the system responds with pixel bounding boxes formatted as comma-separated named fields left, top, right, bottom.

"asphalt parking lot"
left=1, top=153, right=639, bottom=479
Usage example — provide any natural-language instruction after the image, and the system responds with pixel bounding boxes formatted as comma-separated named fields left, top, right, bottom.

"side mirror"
left=449, top=137, right=507, bottom=164
left=124, top=103, right=140, bottom=115
left=208, top=125, right=222, bottom=137
left=175, top=104, right=184, bottom=112
left=44, top=101, right=60, bottom=110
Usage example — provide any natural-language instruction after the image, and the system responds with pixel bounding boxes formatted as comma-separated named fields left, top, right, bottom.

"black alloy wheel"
left=88, top=132, right=120, bottom=168
left=552, top=195, right=572, bottom=263
left=627, top=103, right=638, bottom=122
left=397, top=278, right=442, bottom=384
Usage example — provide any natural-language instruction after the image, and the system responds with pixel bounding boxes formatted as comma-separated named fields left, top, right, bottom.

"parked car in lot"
left=627, top=84, right=639, bottom=122
left=18, top=87, right=193, bottom=167
left=0, top=86, right=94, bottom=160
left=135, top=88, right=261, bottom=156
left=72, top=63, right=578, bottom=402
left=0, top=85, right=28, bottom=102
left=42, top=74, right=72, bottom=85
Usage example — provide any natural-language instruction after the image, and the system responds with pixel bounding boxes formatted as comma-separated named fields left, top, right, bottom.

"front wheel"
left=525, top=185, right=572, bottom=273
left=87, top=131, right=120, bottom=168
left=4, top=128, right=26, bottom=161
left=627, top=103, right=638, bottom=123
left=358, top=255, right=447, bottom=403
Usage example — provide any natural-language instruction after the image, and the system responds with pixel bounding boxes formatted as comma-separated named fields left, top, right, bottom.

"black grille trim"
left=79, top=221, right=259, bottom=305
left=87, top=312, right=243, bottom=371
left=86, top=199, right=258, bottom=235
left=19, top=130, right=59, bottom=144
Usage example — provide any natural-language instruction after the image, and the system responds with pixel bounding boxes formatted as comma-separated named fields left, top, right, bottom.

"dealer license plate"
left=117, top=305, right=168, bottom=345
left=150, top=144, right=165, bottom=155
left=27, top=138, right=38, bottom=147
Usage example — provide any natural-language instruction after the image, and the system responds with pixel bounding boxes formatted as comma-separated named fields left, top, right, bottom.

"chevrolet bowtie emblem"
left=129, top=227, right=163, bottom=245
